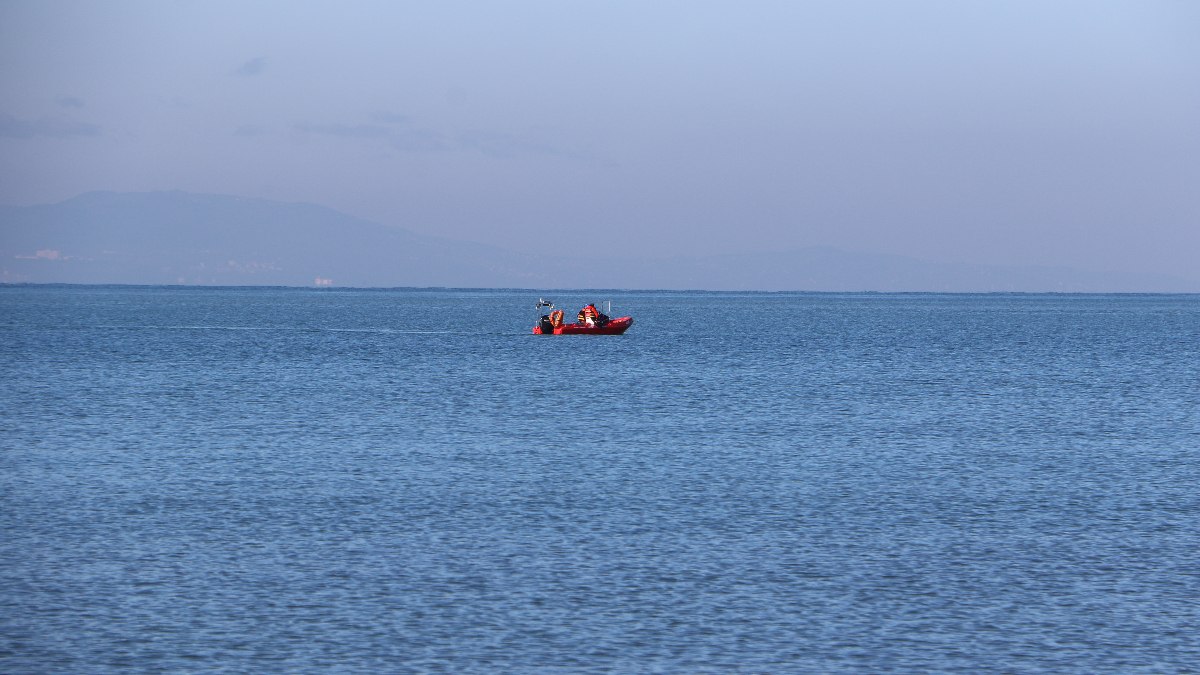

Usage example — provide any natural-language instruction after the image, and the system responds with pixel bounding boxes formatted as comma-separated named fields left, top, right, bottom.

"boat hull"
left=533, top=316, right=633, bottom=335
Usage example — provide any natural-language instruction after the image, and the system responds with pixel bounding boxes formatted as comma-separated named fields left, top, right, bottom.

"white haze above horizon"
left=2, top=1, right=1198, bottom=284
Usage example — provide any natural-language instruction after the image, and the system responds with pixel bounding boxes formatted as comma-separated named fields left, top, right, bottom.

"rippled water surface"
left=2, top=286, right=1198, bottom=672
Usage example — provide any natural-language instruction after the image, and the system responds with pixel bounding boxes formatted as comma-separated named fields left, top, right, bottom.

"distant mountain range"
left=1, top=191, right=1194, bottom=292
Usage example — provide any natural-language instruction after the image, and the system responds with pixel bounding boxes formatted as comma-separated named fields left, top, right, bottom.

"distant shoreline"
left=4, top=282, right=1198, bottom=297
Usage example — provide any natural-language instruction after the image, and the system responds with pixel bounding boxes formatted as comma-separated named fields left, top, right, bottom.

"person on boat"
left=578, top=303, right=607, bottom=327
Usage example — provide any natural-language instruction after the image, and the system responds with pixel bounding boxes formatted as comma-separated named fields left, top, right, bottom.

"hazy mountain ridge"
left=0, top=191, right=536, bottom=288
left=1, top=191, right=1194, bottom=292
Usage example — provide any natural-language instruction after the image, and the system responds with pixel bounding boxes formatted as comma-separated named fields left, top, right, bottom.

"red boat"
left=532, top=300, right=633, bottom=335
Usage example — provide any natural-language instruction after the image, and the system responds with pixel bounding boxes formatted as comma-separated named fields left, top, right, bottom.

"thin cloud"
left=374, top=111, right=448, bottom=150
left=297, top=112, right=448, bottom=148
left=296, top=122, right=390, bottom=139
left=234, top=57, right=267, bottom=77
left=234, top=124, right=266, bottom=137
left=458, top=130, right=542, bottom=159
left=296, top=115, right=447, bottom=151
left=371, top=111, right=411, bottom=125
left=55, top=96, right=85, bottom=108
left=391, top=128, right=448, bottom=152
left=294, top=114, right=588, bottom=158
left=0, top=113, right=100, bottom=139
left=457, top=129, right=596, bottom=163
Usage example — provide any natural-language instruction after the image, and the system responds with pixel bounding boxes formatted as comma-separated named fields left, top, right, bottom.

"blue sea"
left=2, top=285, right=1198, bottom=673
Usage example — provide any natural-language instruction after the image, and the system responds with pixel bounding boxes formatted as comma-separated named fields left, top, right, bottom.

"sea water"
left=1, top=285, right=1197, bottom=673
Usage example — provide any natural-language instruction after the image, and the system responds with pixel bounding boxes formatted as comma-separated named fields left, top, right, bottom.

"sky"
left=2, top=1, right=1198, bottom=283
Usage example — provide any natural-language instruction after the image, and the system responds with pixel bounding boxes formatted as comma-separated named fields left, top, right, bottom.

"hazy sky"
left=2, top=1, right=1197, bottom=281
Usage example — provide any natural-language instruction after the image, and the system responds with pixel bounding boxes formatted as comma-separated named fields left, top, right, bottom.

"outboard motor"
left=535, top=299, right=558, bottom=334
